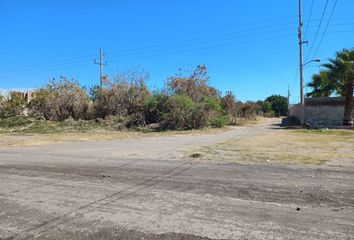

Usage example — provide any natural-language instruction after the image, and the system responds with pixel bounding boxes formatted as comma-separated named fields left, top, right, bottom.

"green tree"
left=256, top=100, right=272, bottom=114
left=144, top=91, right=169, bottom=125
left=165, top=94, right=196, bottom=130
left=306, top=71, right=336, bottom=97
left=306, top=49, right=354, bottom=125
left=265, top=95, right=288, bottom=116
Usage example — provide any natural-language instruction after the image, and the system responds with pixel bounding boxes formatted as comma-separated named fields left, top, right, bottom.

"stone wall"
left=289, top=97, right=354, bottom=126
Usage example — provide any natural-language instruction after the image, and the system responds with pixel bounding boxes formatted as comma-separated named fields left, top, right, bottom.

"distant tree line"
left=0, top=65, right=287, bottom=130
left=257, top=95, right=288, bottom=117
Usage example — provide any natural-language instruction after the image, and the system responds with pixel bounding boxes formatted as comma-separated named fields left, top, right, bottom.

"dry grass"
left=0, top=123, right=229, bottom=147
left=195, top=129, right=354, bottom=166
left=0, top=132, right=137, bottom=147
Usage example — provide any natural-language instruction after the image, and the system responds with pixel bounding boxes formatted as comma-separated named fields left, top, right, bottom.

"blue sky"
left=0, top=0, right=353, bottom=102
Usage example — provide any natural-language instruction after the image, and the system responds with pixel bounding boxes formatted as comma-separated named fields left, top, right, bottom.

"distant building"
left=3, top=90, right=34, bottom=104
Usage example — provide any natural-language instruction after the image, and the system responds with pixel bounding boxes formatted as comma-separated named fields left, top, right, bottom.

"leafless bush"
left=166, top=65, right=219, bottom=102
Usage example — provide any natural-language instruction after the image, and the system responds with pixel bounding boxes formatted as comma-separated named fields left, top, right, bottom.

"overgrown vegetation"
left=29, top=77, right=89, bottom=121
left=0, top=92, right=26, bottom=118
left=0, top=65, right=277, bottom=131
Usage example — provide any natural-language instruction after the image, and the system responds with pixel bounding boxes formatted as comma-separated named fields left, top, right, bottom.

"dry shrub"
left=29, top=77, right=89, bottom=121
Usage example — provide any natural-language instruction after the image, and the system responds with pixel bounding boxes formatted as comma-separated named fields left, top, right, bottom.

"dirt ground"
left=0, top=127, right=228, bottom=148
left=194, top=128, right=354, bottom=167
left=1, top=118, right=354, bottom=240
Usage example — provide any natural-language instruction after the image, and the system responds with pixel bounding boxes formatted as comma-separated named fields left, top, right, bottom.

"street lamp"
left=300, top=58, right=321, bottom=125
left=303, top=58, right=321, bottom=67
left=300, top=58, right=321, bottom=106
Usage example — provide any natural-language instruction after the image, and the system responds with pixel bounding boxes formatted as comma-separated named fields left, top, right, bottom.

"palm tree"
left=306, top=70, right=335, bottom=97
left=307, top=49, right=354, bottom=126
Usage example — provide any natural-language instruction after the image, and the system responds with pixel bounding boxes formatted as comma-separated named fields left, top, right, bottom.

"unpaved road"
left=0, top=119, right=354, bottom=240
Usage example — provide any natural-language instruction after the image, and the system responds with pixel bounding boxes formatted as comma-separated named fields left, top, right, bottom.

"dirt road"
left=1, top=118, right=353, bottom=239
left=0, top=118, right=278, bottom=162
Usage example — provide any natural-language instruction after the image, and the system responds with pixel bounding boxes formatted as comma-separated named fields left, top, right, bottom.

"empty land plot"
left=1, top=118, right=354, bottom=239
left=193, top=129, right=354, bottom=166
left=0, top=117, right=228, bottom=147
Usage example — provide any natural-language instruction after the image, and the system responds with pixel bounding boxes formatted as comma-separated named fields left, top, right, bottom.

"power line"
left=0, top=63, right=92, bottom=79
left=105, top=16, right=353, bottom=57
left=107, top=28, right=296, bottom=60
left=305, top=0, right=329, bottom=61
left=0, top=56, right=95, bottom=75
left=88, top=23, right=354, bottom=63
left=0, top=29, right=351, bottom=79
left=0, top=23, right=298, bottom=76
left=304, top=0, right=315, bottom=38
left=0, top=13, right=352, bottom=79
left=311, top=0, right=339, bottom=59
left=0, top=33, right=296, bottom=78
left=106, top=21, right=298, bottom=56
left=107, top=34, right=296, bottom=64
left=106, top=30, right=350, bottom=66
left=1, top=15, right=352, bottom=75
left=0, top=21, right=297, bottom=75
left=0, top=48, right=97, bottom=69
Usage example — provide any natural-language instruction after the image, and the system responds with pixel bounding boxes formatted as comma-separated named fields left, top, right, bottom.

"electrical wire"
left=311, top=0, right=339, bottom=59
left=0, top=48, right=98, bottom=69
left=1, top=13, right=352, bottom=78
left=0, top=22, right=299, bottom=75
left=1, top=29, right=352, bottom=79
left=304, top=0, right=315, bottom=38
left=1, top=15, right=352, bottom=75
left=305, top=0, right=329, bottom=61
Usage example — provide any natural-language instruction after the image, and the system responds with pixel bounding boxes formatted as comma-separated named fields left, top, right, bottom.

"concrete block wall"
left=305, top=105, right=345, bottom=126
left=289, top=97, right=354, bottom=126
left=289, top=104, right=304, bottom=124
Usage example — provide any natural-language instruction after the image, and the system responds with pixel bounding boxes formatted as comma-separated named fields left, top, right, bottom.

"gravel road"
left=1, top=118, right=353, bottom=239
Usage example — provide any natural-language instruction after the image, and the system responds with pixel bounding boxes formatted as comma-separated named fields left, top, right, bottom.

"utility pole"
left=94, top=48, right=106, bottom=91
left=287, top=85, right=291, bottom=115
left=298, top=0, right=304, bottom=106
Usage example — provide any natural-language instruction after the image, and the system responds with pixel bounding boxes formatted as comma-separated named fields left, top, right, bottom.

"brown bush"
left=29, top=77, right=89, bottom=121
left=0, top=93, right=26, bottom=118
left=92, top=69, right=150, bottom=126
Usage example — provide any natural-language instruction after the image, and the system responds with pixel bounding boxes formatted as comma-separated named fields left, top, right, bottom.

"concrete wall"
left=289, top=97, right=354, bottom=126
left=289, top=103, right=304, bottom=124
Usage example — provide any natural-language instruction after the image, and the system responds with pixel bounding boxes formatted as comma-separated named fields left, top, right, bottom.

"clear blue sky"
left=0, top=0, right=353, bottom=103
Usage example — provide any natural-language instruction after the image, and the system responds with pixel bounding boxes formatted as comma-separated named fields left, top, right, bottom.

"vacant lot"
left=0, top=117, right=228, bottom=147
left=1, top=118, right=354, bottom=239
left=194, top=129, right=354, bottom=166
